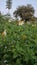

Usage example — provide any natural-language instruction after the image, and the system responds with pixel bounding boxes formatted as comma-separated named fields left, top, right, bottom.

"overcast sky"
left=0, top=0, right=37, bottom=17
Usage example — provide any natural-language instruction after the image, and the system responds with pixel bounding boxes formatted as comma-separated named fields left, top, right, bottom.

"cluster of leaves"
left=13, top=4, right=34, bottom=22
left=0, top=18, right=37, bottom=65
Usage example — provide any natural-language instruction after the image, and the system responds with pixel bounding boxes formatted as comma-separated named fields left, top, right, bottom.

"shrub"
left=0, top=20, right=37, bottom=65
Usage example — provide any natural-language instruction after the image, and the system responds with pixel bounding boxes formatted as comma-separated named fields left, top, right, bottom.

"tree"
left=13, top=4, right=35, bottom=22
left=6, top=0, right=12, bottom=15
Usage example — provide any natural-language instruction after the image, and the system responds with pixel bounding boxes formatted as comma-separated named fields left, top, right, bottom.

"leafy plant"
left=0, top=18, right=37, bottom=65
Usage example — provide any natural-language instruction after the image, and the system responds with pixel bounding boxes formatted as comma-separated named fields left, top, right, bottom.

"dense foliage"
left=0, top=18, right=37, bottom=65
left=13, top=4, right=34, bottom=22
